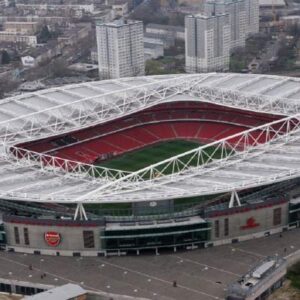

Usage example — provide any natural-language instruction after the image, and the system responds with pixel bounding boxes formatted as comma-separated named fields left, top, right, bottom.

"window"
left=224, top=218, right=229, bottom=236
left=24, top=228, right=30, bottom=246
left=214, top=220, right=220, bottom=238
left=14, top=227, right=20, bottom=244
left=273, top=208, right=282, bottom=226
left=83, top=231, right=95, bottom=248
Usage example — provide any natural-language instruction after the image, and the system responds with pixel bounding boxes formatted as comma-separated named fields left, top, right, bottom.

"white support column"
left=74, top=203, right=88, bottom=221
left=229, top=190, right=241, bottom=208
left=74, top=204, right=80, bottom=220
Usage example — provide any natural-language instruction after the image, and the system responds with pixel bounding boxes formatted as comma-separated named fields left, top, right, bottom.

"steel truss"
left=0, top=75, right=208, bottom=145
left=7, top=146, right=131, bottom=183
left=0, top=74, right=299, bottom=203
left=187, top=85, right=300, bottom=116
left=75, top=114, right=300, bottom=203
left=0, top=73, right=299, bottom=148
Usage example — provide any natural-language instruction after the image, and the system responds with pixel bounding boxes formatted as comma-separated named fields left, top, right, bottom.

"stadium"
left=0, top=72, right=300, bottom=256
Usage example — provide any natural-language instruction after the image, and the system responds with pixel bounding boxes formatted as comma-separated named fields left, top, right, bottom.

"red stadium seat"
left=18, top=101, right=282, bottom=165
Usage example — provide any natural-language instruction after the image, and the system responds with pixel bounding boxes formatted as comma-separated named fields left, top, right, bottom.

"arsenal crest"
left=44, top=231, right=61, bottom=247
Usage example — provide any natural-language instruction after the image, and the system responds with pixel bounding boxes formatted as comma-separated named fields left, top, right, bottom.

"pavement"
left=0, top=296, right=21, bottom=300
left=0, top=229, right=299, bottom=300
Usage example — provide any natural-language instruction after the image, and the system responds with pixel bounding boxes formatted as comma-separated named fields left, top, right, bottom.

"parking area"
left=0, top=228, right=299, bottom=300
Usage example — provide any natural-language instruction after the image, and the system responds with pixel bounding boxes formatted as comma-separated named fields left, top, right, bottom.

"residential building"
left=144, top=32, right=174, bottom=48
left=15, top=3, right=95, bottom=13
left=96, top=19, right=145, bottom=79
left=14, top=3, right=95, bottom=18
left=0, top=0, right=9, bottom=7
left=0, top=31, right=37, bottom=47
left=144, top=42, right=164, bottom=60
left=281, top=15, right=300, bottom=27
left=178, top=0, right=206, bottom=4
left=143, top=34, right=164, bottom=47
left=21, top=40, right=62, bottom=66
left=4, top=21, right=39, bottom=35
left=185, top=14, right=230, bottom=73
left=0, top=16, right=69, bottom=28
left=145, top=23, right=185, bottom=41
left=93, top=9, right=116, bottom=24
left=204, top=0, right=247, bottom=50
left=112, top=0, right=128, bottom=17
left=245, top=0, right=259, bottom=35
left=259, top=0, right=286, bottom=9
left=21, top=55, right=36, bottom=67
left=227, top=256, right=286, bottom=300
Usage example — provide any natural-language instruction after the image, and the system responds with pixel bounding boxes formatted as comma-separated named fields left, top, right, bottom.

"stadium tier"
left=18, top=101, right=280, bottom=165
left=0, top=73, right=299, bottom=256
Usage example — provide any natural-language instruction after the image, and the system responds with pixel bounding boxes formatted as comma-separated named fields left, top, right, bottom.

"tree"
left=1, top=50, right=11, bottom=64
left=130, top=0, right=169, bottom=25
left=169, top=12, right=185, bottom=26
left=38, top=25, right=52, bottom=43
left=48, top=59, right=71, bottom=78
left=0, top=78, right=18, bottom=98
left=287, top=24, right=300, bottom=38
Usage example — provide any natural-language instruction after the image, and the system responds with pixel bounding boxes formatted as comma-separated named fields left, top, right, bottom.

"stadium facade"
left=0, top=73, right=300, bottom=256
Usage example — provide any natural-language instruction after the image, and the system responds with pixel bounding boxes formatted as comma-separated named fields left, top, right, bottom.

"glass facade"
left=24, top=228, right=30, bottom=246
left=289, top=202, right=300, bottom=225
left=14, top=226, right=20, bottom=244
left=224, top=218, right=229, bottom=236
left=215, top=220, right=220, bottom=238
left=0, top=231, right=6, bottom=245
left=83, top=230, right=95, bottom=248
left=273, top=208, right=282, bottom=226
left=101, top=222, right=210, bottom=250
left=0, top=223, right=6, bottom=245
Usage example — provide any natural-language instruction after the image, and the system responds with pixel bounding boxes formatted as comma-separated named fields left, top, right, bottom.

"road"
left=0, top=229, right=299, bottom=300
left=249, top=35, right=284, bottom=73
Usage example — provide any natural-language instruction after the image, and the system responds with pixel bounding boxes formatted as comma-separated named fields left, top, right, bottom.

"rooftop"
left=0, top=74, right=299, bottom=204
left=227, top=256, right=286, bottom=298
left=23, top=283, right=86, bottom=300
left=146, top=23, right=184, bottom=32
left=144, top=42, right=163, bottom=49
left=259, top=0, right=286, bottom=7
left=99, top=19, right=142, bottom=28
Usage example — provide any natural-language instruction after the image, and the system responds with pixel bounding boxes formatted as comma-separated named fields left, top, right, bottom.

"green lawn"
left=97, top=140, right=199, bottom=172
left=87, top=140, right=229, bottom=216
left=288, top=262, right=300, bottom=290
left=97, top=140, right=225, bottom=173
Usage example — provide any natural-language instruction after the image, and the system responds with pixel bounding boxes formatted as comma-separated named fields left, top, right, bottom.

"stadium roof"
left=1, top=73, right=300, bottom=204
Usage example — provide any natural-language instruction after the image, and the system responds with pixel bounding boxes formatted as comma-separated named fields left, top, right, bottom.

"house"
left=21, top=55, right=36, bottom=67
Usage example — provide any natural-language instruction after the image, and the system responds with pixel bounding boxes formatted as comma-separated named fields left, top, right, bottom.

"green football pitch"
left=97, top=140, right=221, bottom=172
left=88, top=140, right=227, bottom=214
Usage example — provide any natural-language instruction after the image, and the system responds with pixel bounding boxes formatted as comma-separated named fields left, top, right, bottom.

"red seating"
left=146, top=123, right=177, bottom=140
left=173, top=122, right=201, bottom=138
left=123, top=127, right=159, bottom=144
left=18, top=100, right=282, bottom=165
